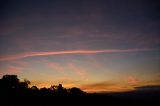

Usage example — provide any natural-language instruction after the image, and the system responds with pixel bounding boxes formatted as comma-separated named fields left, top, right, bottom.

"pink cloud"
left=7, top=66, right=23, bottom=74
left=127, top=76, right=139, bottom=85
left=0, top=66, right=23, bottom=76
left=68, top=63, right=88, bottom=79
left=46, top=62, right=64, bottom=73
left=12, top=60, right=29, bottom=66
left=0, top=48, right=158, bottom=61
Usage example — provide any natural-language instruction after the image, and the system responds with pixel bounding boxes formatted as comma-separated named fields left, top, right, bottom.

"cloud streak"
left=80, top=81, right=133, bottom=93
left=127, top=76, right=139, bottom=85
left=0, top=66, right=23, bottom=76
left=0, top=48, right=158, bottom=61
left=68, top=63, right=88, bottom=79
left=134, top=85, right=160, bottom=91
left=46, top=62, right=64, bottom=73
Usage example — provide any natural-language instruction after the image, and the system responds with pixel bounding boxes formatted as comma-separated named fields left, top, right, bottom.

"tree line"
left=0, top=74, right=86, bottom=97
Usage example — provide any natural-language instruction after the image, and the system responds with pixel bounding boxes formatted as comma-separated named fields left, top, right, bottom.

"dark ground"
left=1, top=90, right=160, bottom=106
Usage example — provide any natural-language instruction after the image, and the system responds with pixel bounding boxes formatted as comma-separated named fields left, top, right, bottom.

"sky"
left=0, top=0, right=160, bottom=92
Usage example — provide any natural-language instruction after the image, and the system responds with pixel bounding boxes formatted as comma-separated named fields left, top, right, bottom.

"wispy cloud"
left=46, top=62, right=64, bottom=73
left=0, top=48, right=158, bottom=61
left=0, top=66, right=23, bottom=76
left=127, top=76, right=139, bottom=85
left=134, top=85, right=160, bottom=91
left=80, top=81, right=133, bottom=93
left=7, top=66, right=23, bottom=74
left=68, top=63, right=88, bottom=79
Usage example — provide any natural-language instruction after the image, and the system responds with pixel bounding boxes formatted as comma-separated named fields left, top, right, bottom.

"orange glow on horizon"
left=30, top=78, right=160, bottom=93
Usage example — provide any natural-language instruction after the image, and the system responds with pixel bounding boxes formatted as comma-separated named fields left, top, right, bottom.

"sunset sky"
left=0, top=0, right=160, bottom=92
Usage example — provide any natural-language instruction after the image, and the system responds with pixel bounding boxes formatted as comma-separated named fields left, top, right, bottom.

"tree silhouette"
left=69, top=87, right=85, bottom=96
left=18, top=79, right=31, bottom=90
left=0, top=74, right=85, bottom=98
left=31, top=86, right=39, bottom=90
left=0, top=74, right=159, bottom=106
left=1, top=75, right=19, bottom=89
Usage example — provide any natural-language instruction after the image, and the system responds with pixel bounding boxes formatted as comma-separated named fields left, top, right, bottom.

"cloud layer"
left=0, top=48, right=158, bottom=61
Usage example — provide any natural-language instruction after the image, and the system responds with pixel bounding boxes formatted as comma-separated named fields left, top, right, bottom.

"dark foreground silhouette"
left=0, top=75, right=160, bottom=106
